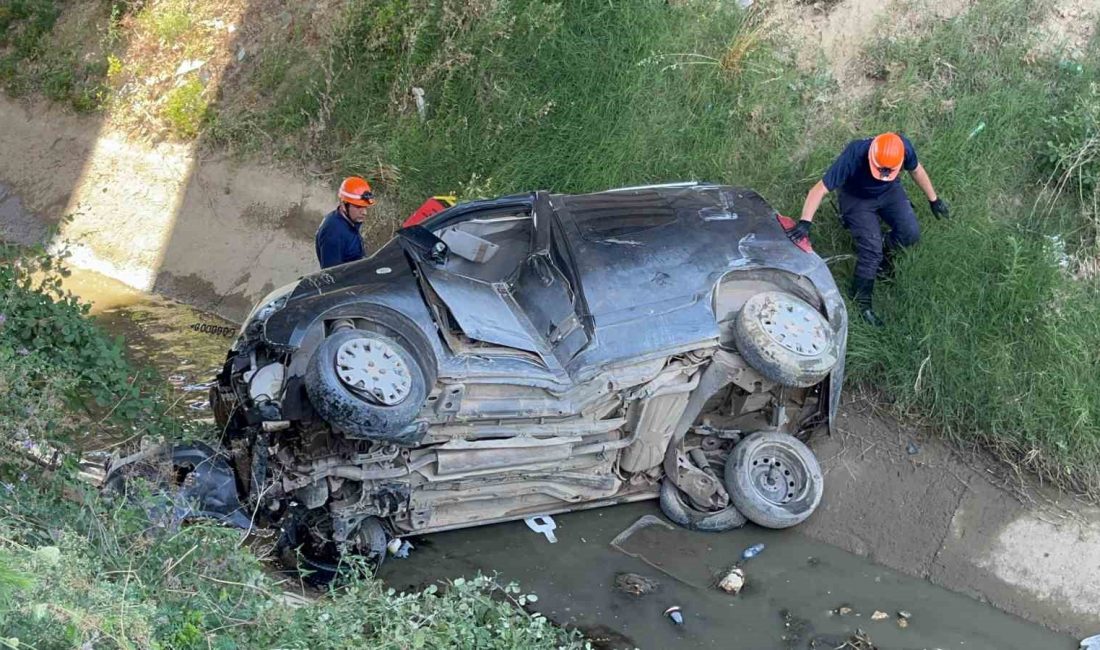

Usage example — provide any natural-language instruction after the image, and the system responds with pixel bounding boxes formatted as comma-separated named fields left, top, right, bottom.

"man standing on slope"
left=786, top=132, right=950, bottom=326
left=315, top=176, right=375, bottom=270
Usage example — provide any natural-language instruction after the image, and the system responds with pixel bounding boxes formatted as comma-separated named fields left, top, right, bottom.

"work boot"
left=850, top=276, right=885, bottom=328
left=876, top=245, right=896, bottom=281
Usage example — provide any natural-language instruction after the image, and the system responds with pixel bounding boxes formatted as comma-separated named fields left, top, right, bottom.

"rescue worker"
left=787, top=132, right=950, bottom=326
left=315, top=176, right=374, bottom=270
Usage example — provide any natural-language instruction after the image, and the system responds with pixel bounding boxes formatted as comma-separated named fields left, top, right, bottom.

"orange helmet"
left=868, top=133, right=905, bottom=181
left=338, top=176, right=375, bottom=207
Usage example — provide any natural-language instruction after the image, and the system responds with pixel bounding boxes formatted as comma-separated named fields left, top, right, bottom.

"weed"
left=162, top=77, right=208, bottom=139
left=138, top=0, right=193, bottom=45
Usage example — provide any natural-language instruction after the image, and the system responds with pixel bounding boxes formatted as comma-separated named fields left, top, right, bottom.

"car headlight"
left=238, top=283, right=296, bottom=338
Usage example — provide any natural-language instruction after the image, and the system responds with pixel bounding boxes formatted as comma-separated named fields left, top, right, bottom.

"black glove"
left=787, top=219, right=813, bottom=243
left=930, top=198, right=950, bottom=219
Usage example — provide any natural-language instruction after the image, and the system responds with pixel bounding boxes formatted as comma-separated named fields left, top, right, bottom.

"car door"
left=402, top=194, right=589, bottom=370
left=510, top=193, right=590, bottom=363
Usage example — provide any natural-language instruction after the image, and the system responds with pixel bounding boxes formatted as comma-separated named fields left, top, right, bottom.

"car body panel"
left=250, top=183, right=845, bottom=429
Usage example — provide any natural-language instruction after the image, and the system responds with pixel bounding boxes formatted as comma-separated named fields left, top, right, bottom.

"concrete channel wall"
left=0, top=94, right=337, bottom=322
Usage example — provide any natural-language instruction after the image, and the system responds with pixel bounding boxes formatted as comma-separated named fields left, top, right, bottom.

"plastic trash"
left=717, top=567, right=745, bottom=595
left=967, top=122, right=986, bottom=140
left=1081, top=633, right=1100, bottom=650
left=1059, top=59, right=1084, bottom=75
left=386, top=537, right=414, bottom=558
left=664, top=605, right=684, bottom=625
left=741, top=543, right=765, bottom=560
left=524, top=515, right=558, bottom=543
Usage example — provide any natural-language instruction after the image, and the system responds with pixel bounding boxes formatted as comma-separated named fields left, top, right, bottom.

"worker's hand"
left=787, top=219, right=813, bottom=243
left=930, top=198, right=950, bottom=219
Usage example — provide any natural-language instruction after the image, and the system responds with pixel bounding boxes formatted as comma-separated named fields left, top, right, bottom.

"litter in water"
left=741, top=543, right=765, bottom=560
left=387, top=538, right=414, bottom=558
left=524, top=515, right=558, bottom=543
left=717, top=566, right=745, bottom=595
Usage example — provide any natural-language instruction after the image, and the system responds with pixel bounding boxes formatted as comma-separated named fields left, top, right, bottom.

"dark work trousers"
left=838, top=183, right=921, bottom=280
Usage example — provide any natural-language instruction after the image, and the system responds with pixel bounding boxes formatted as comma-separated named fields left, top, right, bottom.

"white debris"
left=524, top=515, right=558, bottom=543
left=412, top=87, right=427, bottom=120
left=174, top=59, right=206, bottom=77
left=717, top=567, right=745, bottom=595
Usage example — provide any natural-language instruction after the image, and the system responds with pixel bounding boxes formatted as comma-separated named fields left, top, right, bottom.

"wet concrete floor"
left=384, top=502, right=1077, bottom=649
left=55, top=266, right=1078, bottom=650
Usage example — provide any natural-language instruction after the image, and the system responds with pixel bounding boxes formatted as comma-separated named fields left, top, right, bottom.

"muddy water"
left=59, top=268, right=235, bottom=422
left=384, top=502, right=1076, bottom=649
left=54, top=269, right=1076, bottom=650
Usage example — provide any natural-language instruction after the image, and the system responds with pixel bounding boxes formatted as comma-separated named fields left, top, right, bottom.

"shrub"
left=162, top=77, right=208, bottom=139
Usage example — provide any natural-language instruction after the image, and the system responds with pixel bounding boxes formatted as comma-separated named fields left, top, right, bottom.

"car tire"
left=305, top=329, right=427, bottom=441
left=732, top=290, right=838, bottom=387
left=724, top=431, right=823, bottom=529
left=277, top=512, right=388, bottom=585
left=659, top=478, right=747, bottom=532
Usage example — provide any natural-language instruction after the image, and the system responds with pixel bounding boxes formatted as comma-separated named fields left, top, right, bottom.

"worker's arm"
left=908, top=163, right=938, bottom=202
left=799, top=180, right=830, bottom=222
left=909, top=163, right=950, bottom=218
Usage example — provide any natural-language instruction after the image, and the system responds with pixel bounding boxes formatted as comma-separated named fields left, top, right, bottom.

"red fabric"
left=403, top=198, right=450, bottom=228
left=777, top=214, right=813, bottom=253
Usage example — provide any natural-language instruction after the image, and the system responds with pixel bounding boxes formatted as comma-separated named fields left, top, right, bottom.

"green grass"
left=839, top=0, right=1100, bottom=495
left=213, top=0, right=826, bottom=209
left=137, top=0, right=193, bottom=44
left=0, top=0, right=116, bottom=111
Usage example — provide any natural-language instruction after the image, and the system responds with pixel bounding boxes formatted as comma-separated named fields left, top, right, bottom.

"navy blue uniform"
left=824, top=136, right=921, bottom=280
left=315, top=208, right=366, bottom=269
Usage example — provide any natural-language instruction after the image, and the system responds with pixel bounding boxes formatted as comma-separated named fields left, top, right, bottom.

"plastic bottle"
left=1059, top=59, right=1084, bottom=75
left=967, top=122, right=986, bottom=140
left=742, top=543, right=766, bottom=560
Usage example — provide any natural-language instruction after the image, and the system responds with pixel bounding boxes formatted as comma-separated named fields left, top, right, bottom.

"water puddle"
left=59, top=267, right=235, bottom=424
left=382, top=502, right=1076, bottom=649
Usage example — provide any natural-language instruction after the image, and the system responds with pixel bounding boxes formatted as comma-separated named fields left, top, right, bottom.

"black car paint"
left=251, top=183, right=846, bottom=431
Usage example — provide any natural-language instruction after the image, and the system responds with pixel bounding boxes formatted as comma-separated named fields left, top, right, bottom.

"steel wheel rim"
left=334, top=337, right=411, bottom=406
left=757, top=295, right=830, bottom=357
left=746, top=444, right=809, bottom=506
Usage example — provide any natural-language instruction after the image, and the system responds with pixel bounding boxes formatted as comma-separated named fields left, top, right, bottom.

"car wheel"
left=724, top=431, right=823, bottom=529
left=305, top=329, right=427, bottom=441
left=731, top=290, right=838, bottom=387
left=659, top=479, right=747, bottom=532
left=277, top=511, right=388, bottom=585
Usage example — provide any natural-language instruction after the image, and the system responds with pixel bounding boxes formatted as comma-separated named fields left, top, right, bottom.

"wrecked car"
left=109, top=182, right=847, bottom=570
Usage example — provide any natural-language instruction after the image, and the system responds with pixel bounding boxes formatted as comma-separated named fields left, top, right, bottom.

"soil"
left=1035, top=0, right=1098, bottom=59
left=773, top=0, right=973, bottom=100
